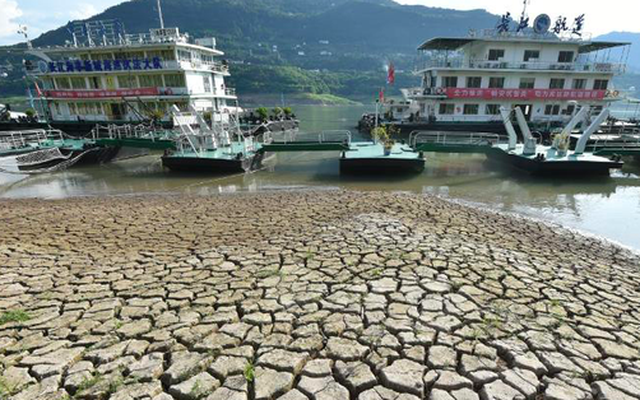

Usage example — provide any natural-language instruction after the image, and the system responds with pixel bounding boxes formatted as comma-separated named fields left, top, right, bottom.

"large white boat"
left=361, top=12, right=632, bottom=136
left=7, top=19, right=238, bottom=135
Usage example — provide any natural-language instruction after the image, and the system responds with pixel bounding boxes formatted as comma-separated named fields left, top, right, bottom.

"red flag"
left=387, top=61, right=395, bottom=85
left=378, top=87, right=384, bottom=103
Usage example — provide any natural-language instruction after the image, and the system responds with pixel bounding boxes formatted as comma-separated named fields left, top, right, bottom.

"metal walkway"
left=586, top=134, right=640, bottom=156
left=92, top=124, right=178, bottom=150
left=409, top=131, right=504, bottom=154
left=260, top=130, right=351, bottom=152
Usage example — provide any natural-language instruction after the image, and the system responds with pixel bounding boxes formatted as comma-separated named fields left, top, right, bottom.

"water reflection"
left=1, top=105, right=640, bottom=251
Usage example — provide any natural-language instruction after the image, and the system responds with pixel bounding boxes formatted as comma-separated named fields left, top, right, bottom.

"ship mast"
left=157, top=0, right=165, bottom=29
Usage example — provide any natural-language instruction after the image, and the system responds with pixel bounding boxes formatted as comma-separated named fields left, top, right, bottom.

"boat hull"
left=486, top=148, right=623, bottom=176
left=161, top=152, right=265, bottom=173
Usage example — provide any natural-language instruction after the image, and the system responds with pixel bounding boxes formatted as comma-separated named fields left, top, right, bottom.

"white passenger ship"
left=12, top=19, right=238, bottom=135
left=361, top=12, right=631, bottom=135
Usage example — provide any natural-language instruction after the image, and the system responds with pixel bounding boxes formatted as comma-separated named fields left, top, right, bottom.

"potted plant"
left=272, top=107, right=283, bottom=120
left=283, top=107, right=293, bottom=119
left=384, top=139, right=395, bottom=156
left=371, top=126, right=394, bottom=155
left=203, top=111, right=213, bottom=126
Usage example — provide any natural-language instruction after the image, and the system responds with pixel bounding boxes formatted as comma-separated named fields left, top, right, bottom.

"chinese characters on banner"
left=47, top=57, right=163, bottom=73
left=496, top=12, right=584, bottom=37
left=443, top=88, right=606, bottom=101
left=44, top=87, right=160, bottom=99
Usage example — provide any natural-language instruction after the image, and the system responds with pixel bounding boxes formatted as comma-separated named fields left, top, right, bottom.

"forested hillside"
left=1, top=0, right=638, bottom=101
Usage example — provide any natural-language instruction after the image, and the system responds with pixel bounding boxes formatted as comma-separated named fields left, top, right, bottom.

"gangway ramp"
left=585, top=134, right=640, bottom=157
left=260, top=130, right=351, bottom=152
left=410, top=131, right=504, bottom=154
left=92, top=124, right=178, bottom=150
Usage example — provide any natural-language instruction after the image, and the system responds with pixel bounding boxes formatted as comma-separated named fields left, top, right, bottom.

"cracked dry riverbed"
left=1, top=190, right=639, bottom=400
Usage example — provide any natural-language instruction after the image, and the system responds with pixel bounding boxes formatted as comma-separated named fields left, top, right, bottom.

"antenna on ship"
left=17, top=25, right=32, bottom=49
left=157, top=0, right=165, bottom=29
left=520, top=0, right=529, bottom=24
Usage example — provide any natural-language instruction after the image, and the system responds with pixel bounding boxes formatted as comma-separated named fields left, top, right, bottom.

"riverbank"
left=1, top=190, right=639, bottom=400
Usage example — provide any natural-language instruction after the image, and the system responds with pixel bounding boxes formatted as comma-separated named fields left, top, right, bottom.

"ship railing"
left=409, top=130, right=503, bottom=149
left=267, top=129, right=352, bottom=145
left=468, top=29, right=592, bottom=42
left=0, top=129, right=65, bottom=151
left=589, top=133, right=640, bottom=152
left=91, top=123, right=171, bottom=142
left=418, top=59, right=625, bottom=74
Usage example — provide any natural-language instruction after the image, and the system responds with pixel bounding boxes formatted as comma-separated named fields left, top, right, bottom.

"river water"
left=1, top=105, right=640, bottom=251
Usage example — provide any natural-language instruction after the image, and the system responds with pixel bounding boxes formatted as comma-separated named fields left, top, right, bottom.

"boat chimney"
left=157, top=0, right=165, bottom=29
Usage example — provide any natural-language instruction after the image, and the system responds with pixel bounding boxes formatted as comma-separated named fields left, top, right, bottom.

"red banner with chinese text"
left=443, top=88, right=606, bottom=101
left=44, top=87, right=160, bottom=99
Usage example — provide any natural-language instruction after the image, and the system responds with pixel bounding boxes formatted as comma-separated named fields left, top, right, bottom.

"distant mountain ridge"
left=594, top=32, right=640, bottom=71
left=1, top=0, right=639, bottom=99
left=28, top=0, right=497, bottom=56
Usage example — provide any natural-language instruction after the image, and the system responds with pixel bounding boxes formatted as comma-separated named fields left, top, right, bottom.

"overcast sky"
left=1, top=0, right=638, bottom=46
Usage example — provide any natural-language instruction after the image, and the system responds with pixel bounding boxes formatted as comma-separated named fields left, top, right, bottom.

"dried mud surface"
left=1, top=190, right=639, bottom=400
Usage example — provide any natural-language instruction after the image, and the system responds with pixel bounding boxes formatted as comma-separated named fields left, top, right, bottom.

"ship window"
left=203, top=76, right=212, bottom=93
left=88, top=76, right=102, bottom=89
left=519, top=78, right=535, bottom=89
left=55, top=78, right=71, bottom=90
left=442, top=76, right=458, bottom=88
left=139, top=75, right=164, bottom=87
left=463, top=104, right=479, bottom=115
left=549, top=79, right=565, bottom=89
left=41, top=78, right=55, bottom=90
left=118, top=75, right=138, bottom=88
left=177, top=50, right=191, bottom=62
left=572, top=79, right=587, bottom=89
left=164, top=74, right=186, bottom=87
left=439, top=103, right=455, bottom=115
left=558, top=51, right=575, bottom=63
left=488, top=49, right=505, bottom=61
left=563, top=105, right=576, bottom=115
left=523, top=50, right=540, bottom=62
left=466, top=77, right=482, bottom=88
left=485, top=104, right=501, bottom=115
left=544, top=105, right=561, bottom=115
left=593, top=79, right=609, bottom=90
left=70, top=77, right=87, bottom=89
left=489, top=77, right=505, bottom=88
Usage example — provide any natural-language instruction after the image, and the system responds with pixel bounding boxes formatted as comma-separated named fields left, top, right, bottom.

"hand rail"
left=409, top=130, right=502, bottom=148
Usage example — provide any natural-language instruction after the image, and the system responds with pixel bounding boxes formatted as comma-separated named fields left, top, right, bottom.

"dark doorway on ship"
left=109, top=103, right=126, bottom=121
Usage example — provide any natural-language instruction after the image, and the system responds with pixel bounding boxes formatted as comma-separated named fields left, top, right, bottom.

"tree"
left=256, top=107, right=269, bottom=122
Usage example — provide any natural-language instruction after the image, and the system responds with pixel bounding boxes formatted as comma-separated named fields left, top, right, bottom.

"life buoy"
left=612, top=90, right=620, bottom=98
left=435, top=87, right=445, bottom=95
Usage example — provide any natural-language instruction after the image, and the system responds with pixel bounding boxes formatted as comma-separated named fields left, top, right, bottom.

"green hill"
left=1, top=0, right=638, bottom=101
